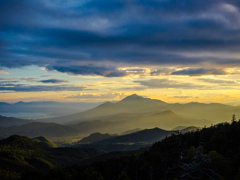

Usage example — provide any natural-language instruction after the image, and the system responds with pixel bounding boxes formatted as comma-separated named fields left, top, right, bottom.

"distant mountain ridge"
left=38, top=94, right=238, bottom=128
left=76, top=127, right=174, bottom=152
left=1, top=94, right=239, bottom=141
left=0, top=115, right=33, bottom=127
left=42, top=94, right=168, bottom=124
left=0, top=122, right=81, bottom=138
left=0, top=101, right=101, bottom=119
left=79, top=133, right=118, bottom=143
left=70, top=110, right=210, bottom=134
left=121, top=128, right=142, bottom=135
left=98, top=127, right=173, bottom=144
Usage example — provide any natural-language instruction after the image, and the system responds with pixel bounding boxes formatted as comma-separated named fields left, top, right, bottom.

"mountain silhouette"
left=79, top=132, right=118, bottom=143
left=76, top=127, right=174, bottom=152
left=33, top=136, right=58, bottom=148
left=10, top=94, right=239, bottom=135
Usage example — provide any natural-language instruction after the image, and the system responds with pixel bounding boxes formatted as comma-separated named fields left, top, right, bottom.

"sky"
left=1, top=0, right=240, bottom=104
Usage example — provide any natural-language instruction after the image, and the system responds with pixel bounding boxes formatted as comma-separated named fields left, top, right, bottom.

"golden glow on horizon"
left=1, top=88, right=240, bottom=105
left=1, top=66, right=240, bottom=105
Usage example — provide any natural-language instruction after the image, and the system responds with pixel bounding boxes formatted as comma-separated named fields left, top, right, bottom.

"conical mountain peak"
left=120, top=94, right=144, bottom=101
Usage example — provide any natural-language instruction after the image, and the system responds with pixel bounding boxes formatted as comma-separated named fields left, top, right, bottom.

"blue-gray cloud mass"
left=46, top=65, right=128, bottom=77
left=1, top=0, right=240, bottom=75
left=171, top=68, right=227, bottom=76
left=134, top=79, right=206, bottom=89
left=0, top=84, right=85, bottom=92
left=40, top=78, right=69, bottom=84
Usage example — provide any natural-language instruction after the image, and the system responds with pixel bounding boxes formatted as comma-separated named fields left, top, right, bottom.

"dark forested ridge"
left=78, top=132, right=118, bottom=143
left=1, top=118, right=240, bottom=179
left=32, top=136, right=58, bottom=148
left=75, top=127, right=174, bottom=152
left=0, top=135, right=102, bottom=180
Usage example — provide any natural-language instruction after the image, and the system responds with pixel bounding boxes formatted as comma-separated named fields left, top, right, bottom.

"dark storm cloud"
left=171, top=68, right=227, bottom=76
left=46, top=65, right=128, bottom=77
left=1, top=0, right=240, bottom=73
left=40, top=79, right=69, bottom=84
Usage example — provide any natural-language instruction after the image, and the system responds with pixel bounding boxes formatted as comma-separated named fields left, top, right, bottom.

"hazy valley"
left=0, top=94, right=238, bottom=144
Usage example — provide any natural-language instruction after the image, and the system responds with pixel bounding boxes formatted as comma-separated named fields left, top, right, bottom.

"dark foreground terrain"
left=1, top=117, right=240, bottom=180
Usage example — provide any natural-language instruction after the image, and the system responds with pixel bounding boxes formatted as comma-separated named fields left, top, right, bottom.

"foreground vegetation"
left=0, top=136, right=101, bottom=180
left=1, top=116, right=240, bottom=179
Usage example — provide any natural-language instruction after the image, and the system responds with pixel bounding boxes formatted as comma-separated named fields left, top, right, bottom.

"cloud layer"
left=135, top=79, right=206, bottom=89
left=40, top=78, right=69, bottom=84
left=1, top=0, right=240, bottom=76
left=67, top=93, right=126, bottom=100
left=0, top=84, right=85, bottom=92
left=171, top=68, right=227, bottom=76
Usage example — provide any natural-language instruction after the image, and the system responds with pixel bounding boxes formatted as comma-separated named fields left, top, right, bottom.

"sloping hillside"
left=0, top=115, right=33, bottom=127
left=0, top=101, right=100, bottom=119
left=71, top=110, right=210, bottom=134
left=40, top=94, right=239, bottom=125
left=0, top=122, right=81, bottom=138
left=42, top=120, right=240, bottom=180
left=121, top=128, right=142, bottom=135
left=33, top=136, right=58, bottom=148
left=0, top=135, right=102, bottom=180
left=76, top=127, right=174, bottom=152
left=79, top=132, right=118, bottom=143
left=41, top=94, right=168, bottom=124
left=97, top=127, right=173, bottom=144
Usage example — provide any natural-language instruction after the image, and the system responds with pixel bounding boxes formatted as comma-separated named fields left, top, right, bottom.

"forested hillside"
left=0, top=135, right=102, bottom=180
left=18, top=118, right=240, bottom=180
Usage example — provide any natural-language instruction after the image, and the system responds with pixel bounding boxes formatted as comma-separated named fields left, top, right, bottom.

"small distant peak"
left=187, top=102, right=202, bottom=105
left=33, top=136, right=58, bottom=148
left=98, top=101, right=113, bottom=107
left=103, top=101, right=112, bottom=105
left=144, top=127, right=164, bottom=132
left=15, top=101, right=25, bottom=104
left=161, top=110, right=175, bottom=114
left=33, top=136, right=48, bottom=142
left=90, top=132, right=103, bottom=136
left=7, top=135, right=24, bottom=140
left=121, top=94, right=144, bottom=101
